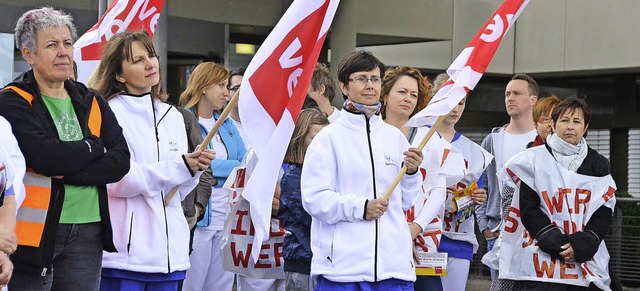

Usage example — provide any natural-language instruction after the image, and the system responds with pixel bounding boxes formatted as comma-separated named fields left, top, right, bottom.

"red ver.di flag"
left=73, top=0, right=165, bottom=83
left=238, top=0, right=339, bottom=261
left=406, top=0, right=530, bottom=128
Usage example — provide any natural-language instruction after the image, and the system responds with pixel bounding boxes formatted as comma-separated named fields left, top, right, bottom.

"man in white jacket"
left=301, top=51, right=423, bottom=290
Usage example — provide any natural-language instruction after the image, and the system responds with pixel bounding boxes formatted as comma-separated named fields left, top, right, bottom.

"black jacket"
left=520, top=144, right=612, bottom=251
left=0, top=70, right=130, bottom=275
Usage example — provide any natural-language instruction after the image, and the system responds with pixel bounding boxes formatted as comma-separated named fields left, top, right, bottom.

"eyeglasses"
left=228, top=85, right=240, bottom=93
left=537, top=115, right=552, bottom=124
left=349, top=76, right=382, bottom=86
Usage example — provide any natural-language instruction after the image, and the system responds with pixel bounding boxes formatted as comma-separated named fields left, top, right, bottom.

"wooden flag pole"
left=164, top=90, right=240, bottom=206
left=381, top=115, right=446, bottom=201
left=85, top=62, right=101, bottom=88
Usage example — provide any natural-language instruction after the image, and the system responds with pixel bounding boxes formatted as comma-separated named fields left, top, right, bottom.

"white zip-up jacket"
left=301, top=110, right=421, bottom=283
left=103, top=93, right=200, bottom=273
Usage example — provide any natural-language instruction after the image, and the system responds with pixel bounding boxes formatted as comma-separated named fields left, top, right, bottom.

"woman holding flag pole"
left=93, top=30, right=215, bottom=291
left=179, top=62, right=246, bottom=291
left=380, top=67, right=468, bottom=291
left=301, top=51, right=424, bottom=290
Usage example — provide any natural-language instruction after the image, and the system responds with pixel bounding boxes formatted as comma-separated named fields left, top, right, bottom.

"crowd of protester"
left=0, top=6, right=620, bottom=291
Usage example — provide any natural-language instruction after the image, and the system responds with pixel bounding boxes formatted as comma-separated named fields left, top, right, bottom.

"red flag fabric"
left=73, top=0, right=165, bottom=83
left=238, top=0, right=339, bottom=261
left=406, top=0, right=530, bottom=128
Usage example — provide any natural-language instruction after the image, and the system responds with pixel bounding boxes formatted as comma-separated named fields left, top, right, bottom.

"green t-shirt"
left=41, top=94, right=101, bottom=224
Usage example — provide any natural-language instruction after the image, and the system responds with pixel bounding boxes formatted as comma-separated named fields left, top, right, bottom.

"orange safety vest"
left=1, top=85, right=102, bottom=247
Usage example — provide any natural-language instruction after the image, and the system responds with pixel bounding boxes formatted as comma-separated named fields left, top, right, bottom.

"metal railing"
left=468, top=197, right=640, bottom=288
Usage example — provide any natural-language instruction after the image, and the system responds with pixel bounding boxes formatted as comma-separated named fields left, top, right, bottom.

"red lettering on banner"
left=249, top=219, right=256, bottom=236
left=602, top=186, right=615, bottom=202
left=560, top=220, right=578, bottom=235
left=231, top=210, right=249, bottom=235
left=274, top=242, right=283, bottom=267
left=415, top=235, right=428, bottom=252
left=560, top=261, right=579, bottom=279
left=426, top=231, right=441, bottom=249
left=504, top=206, right=520, bottom=233
left=542, top=190, right=565, bottom=215
left=581, top=263, right=595, bottom=277
left=522, top=229, right=534, bottom=248
left=533, top=253, right=556, bottom=278
left=248, top=1, right=330, bottom=124
left=404, top=206, right=416, bottom=222
left=231, top=242, right=252, bottom=268
left=574, top=189, right=591, bottom=214
left=443, top=212, right=453, bottom=232
left=255, top=244, right=272, bottom=268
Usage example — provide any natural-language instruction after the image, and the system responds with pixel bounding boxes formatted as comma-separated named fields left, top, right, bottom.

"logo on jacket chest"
left=168, top=141, right=179, bottom=152
left=384, top=154, right=400, bottom=167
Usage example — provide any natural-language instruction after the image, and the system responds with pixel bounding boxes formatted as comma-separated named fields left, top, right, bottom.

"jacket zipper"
left=212, top=115, right=229, bottom=187
left=365, top=116, right=378, bottom=282
left=151, top=97, right=172, bottom=273
left=127, top=212, right=134, bottom=253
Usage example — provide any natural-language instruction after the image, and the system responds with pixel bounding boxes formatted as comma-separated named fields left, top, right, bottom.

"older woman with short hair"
left=0, top=7, right=130, bottom=290
left=498, top=97, right=617, bottom=291
left=301, top=51, right=424, bottom=290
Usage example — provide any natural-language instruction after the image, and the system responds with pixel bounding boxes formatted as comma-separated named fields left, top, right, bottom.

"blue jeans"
left=487, top=237, right=497, bottom=280
left=9, top=223, right=104, bottom=291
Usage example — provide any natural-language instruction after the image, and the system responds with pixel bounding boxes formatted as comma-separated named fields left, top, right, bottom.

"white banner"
left=496, top=146, right=616, bottom=290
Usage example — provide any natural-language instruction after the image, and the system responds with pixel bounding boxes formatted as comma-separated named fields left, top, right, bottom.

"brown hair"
left=94, top=30, right=166, bottom=101
left=533, top=95, right=561, bottom=123
left=511, top=73, right=539, bottom=96
left=310, top=63, right=336, bottom=102
left=380, top=66, right=432, bottom=119
left=179, top=62, right=229, bottom=117
left=283, top=109, right=329, bottom=165
left=337, top=50, right=385, bottom=91
left=551, top=97, right=591, bottom=127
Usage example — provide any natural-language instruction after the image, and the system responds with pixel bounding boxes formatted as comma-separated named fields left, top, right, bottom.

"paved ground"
left=465, top=278, right=640, bottom=291
left=466, top=278, right=492, bottom=290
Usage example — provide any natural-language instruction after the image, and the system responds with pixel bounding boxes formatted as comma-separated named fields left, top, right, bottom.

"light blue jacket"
left=197, top=111, right=246, bottom=227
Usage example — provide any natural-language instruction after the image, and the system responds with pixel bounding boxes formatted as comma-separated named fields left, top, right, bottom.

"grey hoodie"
left=476, top=125, right=507, bottom=234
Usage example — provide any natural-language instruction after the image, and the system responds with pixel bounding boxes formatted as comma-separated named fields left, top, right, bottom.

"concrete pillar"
left=154, top=0, right=168, bottom=92
left=98, top=0, right=108, bottom=18
left=329, top=1, right=357, bottom=106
